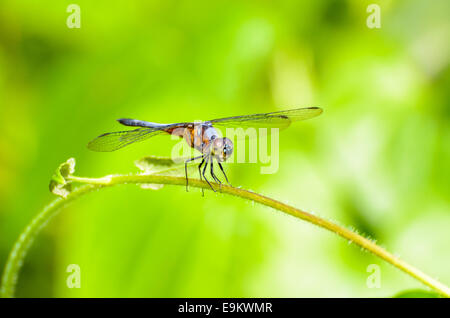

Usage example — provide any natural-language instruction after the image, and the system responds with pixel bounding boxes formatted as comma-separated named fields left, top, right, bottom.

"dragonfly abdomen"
left=117, top=118, right=169, bottom=128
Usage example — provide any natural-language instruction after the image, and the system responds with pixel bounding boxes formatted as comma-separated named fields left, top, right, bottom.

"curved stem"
left=1, top=174, right=449, bottom=297
left=0, top=184, right=101, bottom=298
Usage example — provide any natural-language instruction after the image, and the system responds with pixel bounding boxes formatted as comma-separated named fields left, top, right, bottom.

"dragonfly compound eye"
left=221, top=138, right=233, bottom=160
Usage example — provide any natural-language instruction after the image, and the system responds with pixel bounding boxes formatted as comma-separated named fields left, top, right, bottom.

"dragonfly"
left=87, top=107, right=323, bottom=192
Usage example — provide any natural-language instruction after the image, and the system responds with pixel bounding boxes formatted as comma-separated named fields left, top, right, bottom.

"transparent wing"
left=210, top=107, right=323, bottom=130
left=87, top=128, right=165, bottom=152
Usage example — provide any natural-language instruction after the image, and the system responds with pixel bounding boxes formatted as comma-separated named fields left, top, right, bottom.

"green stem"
left=1, top=174, right=449, bottom=297
left=0, top=184, right=101, bottom=298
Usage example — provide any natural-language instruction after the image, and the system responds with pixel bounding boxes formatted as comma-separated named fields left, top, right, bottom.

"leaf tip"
left=49, top=158, right=76, bottom=198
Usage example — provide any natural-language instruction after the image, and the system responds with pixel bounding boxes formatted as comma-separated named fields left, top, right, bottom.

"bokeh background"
left=0, top=0, right=449, bottom=297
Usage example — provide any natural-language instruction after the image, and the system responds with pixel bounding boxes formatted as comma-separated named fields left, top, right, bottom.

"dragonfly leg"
left=202, top=157, right=215, bottom=192
left=198, top=157, right=205, bottom=196
left=185, top=155, right=203, bottom=192
left=210, top=158, right=222, bottom=189
left=218, top=162, right=231, bottom=186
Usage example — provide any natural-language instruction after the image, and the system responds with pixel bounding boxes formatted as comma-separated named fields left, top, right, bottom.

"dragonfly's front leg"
left=218, top=162, right=231, bottom=186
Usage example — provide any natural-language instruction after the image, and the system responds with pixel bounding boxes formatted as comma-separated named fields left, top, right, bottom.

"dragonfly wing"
left=210, top=107, right=322, bottom=130
left=87, top=127, right=165, bottom=152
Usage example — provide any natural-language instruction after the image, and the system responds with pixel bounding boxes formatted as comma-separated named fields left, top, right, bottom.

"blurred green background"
left=0, top=0, right=449, bottom=297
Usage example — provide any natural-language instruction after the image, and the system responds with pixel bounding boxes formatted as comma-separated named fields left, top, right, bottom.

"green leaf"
left=135, top=156, right=182, bottom=173
left=135, top=156, right=198, bottom=190
left=49, top=158, right=76, bottom=198
left=393, top=289, right=441, bottom=298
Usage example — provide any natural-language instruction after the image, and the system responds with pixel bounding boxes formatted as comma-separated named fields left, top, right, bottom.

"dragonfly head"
left=211, top=137, right=233, bottom=162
